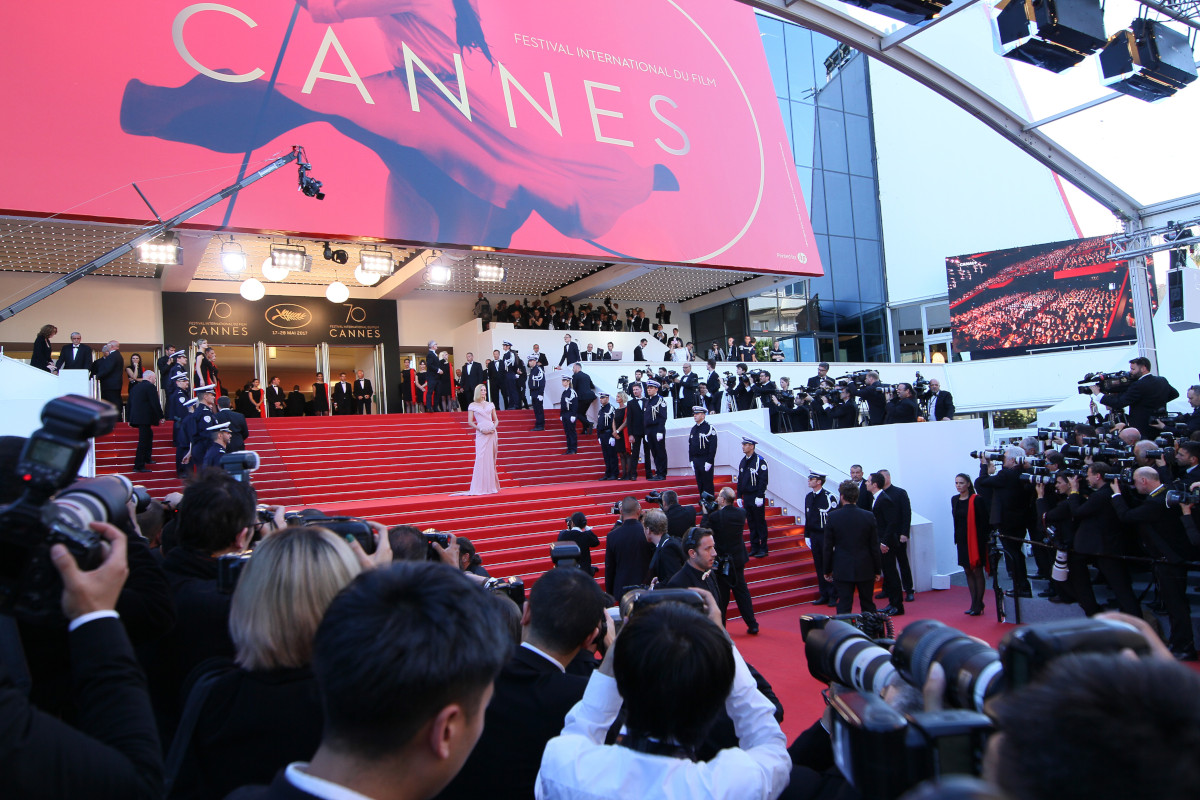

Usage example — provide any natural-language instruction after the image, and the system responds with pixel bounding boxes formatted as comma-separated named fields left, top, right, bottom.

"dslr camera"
left=0, top=395, right=141, bottom=622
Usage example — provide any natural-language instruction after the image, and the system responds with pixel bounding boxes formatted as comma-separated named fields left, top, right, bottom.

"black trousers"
left=599, top=434, right=619, bottom=477
left=881, top=548, right=904, bottom=608
left=745, top=498, right=768, bottom=553
left=719, top=559, right=757, bottom=628
left=895, top=538, right=913, bottom=593
left=1029, top=524, right=1053, bottom=578
left=835, top=579, right=877, bottom=614
left=503, top=374, right=519, bottom=410
left=531, top=394, right=545, bottom=427
left=639, top=434, right=655, bottom=479
left=809, top=533, right=834, bottom=600
left=1155, top=562, right=1195, bottom=654
left=134, top=424, right=154, bottom=469
left=1058, top=551, right=1102, bottom=616
left=561, top=415, right=577, bottom=452
left=1093, top=554, right=1141, bottom=616
left=999, top=528, right=1031, bottom=593
left=646, top=428, right=667, bottom=478
left=692, top=458, right=715, bottom=497
left=355, top=398, right=372, bottom=414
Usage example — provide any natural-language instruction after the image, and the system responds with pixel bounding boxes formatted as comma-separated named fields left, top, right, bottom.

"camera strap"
left=616, top=730, right=697, bottom=761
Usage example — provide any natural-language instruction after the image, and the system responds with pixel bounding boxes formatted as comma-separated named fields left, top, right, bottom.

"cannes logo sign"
left=266, top=303, right=312, bottom=329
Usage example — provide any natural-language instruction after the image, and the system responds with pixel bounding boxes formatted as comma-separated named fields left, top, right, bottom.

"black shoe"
left=905, top=591, right=915, bottom=603
left=146, top=459, right=156, bottom=464
left=1037, top=589, right=1057, bottom=598
left=816, top=595, right=830, bottom=605
left=965, top=608, right=983, bottom=616
left=883, top=605, right=905, bottom=617
left=826, top=597, right=838, bottom=607
left=754, top=550, right=768, bottom=558
left=746, top=625, right=760, bottom=635
left=531, top=426, right=544, bottom=431
left=1005, top=589, right=1034, bottom=598
left=1172, top=649, right=1199, bottom=662
left=133, top=468, right=150, bottom=473
left=1048, top=595, right=1070, bottom=604
left=874, top=591, right=888, bottom=599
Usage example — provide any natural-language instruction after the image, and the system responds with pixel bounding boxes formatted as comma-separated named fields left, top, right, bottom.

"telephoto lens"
left=803, top=618, right=897, bottom=695
left=892, top=620, right=1003, bottom=713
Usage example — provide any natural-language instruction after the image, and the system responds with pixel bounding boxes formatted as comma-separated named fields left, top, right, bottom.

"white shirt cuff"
left=68, top=610, right=119, bottom=632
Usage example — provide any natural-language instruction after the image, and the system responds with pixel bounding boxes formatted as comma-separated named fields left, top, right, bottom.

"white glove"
left=570, top=416, right=575, bottom=422
left=656, top=433, right=664, bottom=441
left=805, top=537, right=812, bottom=549
left=704, top=462, right=712, bottom=471
left=754, top=497, right=764, bottom=507
left=608, top=438, right=616, bottom=447
left=736, top=498, right=744, bottom=508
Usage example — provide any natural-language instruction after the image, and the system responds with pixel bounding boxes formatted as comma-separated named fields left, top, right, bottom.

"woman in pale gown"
left=467, top=384, right=500, bottom=495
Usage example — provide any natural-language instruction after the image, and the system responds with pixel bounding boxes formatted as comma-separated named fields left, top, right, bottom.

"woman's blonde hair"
left=473, top=384, right=487, bottom=403
left=230, top=526, right=362, bottom=671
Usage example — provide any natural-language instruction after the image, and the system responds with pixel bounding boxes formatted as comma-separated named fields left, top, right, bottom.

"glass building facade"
left=692, top=15, right=889, bottom=363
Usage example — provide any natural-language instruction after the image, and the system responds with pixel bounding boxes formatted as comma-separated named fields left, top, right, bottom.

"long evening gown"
left=468, top=401, right=500, bottom=495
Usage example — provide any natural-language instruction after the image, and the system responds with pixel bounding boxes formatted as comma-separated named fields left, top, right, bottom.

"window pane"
left=811, top=234, right=832, bottom=300
left=810, top=32, right=838, bottom=92
left=809, top=170, right=828, bottom=235
left=824, top=172, right=854, bottom=238
left=850, top=175, right=879, bottom=239
left=842, top=55, right=869, bottom=116
left=817, top=108, right=848, bottom=174
left=856, top=239, right=885, bottom=305
left=757, top=15, right=789, bottom=99
left=796, top=336, right=818, bottom=362
left=845, top=114, right=874, bottom=178
left=785, top=25, right=816, bottom=102
left=829, top=235, right=860, bottom=301
left=791, top=102, right=816, bottom=168
left=797, top=165, right=814, bottom=216
left=839, top=333, right=865, bottom=362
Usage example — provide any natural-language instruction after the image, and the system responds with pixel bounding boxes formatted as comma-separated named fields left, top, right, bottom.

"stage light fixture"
left=473, top=257, right=506, bottom=283
left=219, top=238, right=247, bottom=274
left=322, top=242, right=349, bottom=265
left=240, top=277, right=266, bottom=301
left=358, top=246, right=395, bottom=276
left=137, top=232, right=182, bottom=265
left=325, top=280, right=350, bottom=303
left=841, top=0, right=951, bottom=25
left=992, top=0, right=1107, bottom=73
left=1099, top=19, right=1197, bottom=102
left=354, top=265, right=382, bottom=286
left=261, top=256, right=290, bottom=282
left=270, top=243, right=308, bottom=272
left=427, top=264, right=453, bottom=285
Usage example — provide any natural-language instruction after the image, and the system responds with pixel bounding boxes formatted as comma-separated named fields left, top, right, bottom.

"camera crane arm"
left=0, top=146, right=314, bottom=322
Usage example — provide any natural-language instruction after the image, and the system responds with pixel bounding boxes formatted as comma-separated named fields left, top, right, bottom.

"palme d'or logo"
left=265, top=304, right=312, bottom=329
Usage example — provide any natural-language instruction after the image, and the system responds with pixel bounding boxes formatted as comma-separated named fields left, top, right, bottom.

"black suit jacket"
left=883, top=485, right=912, bottom=540
left=354, top=379, right=373, bottom=400
left=975, top=465, right=1025, bottom=531
left=702, top=505, right=749, bottom=566
left=854, top=480, right=872, bottom=510
left=886, top=397, right=920, bottom=424
left=855, top=384, right=888, bottom=426
left=1068, top=486, right=1121, bottom=555
left=0, top=617, right=164, bottom=800
left=869, top=491, right=902, bottom=548
left=633, top=345, right=646, bottom=361
left=556, top=528, right=600, bottom=573
left=331, top=381, right=352, bottom=411
left=571, top=370, right=596, bottom=406
left=558, top=342, right=581, bottom=367
left=1101, top=374, right=1179, bottom=436
left=1112, top=487, right=1196, bottom=563
left=127, top=381, right=163, bottom=426
left=648, top=535, right=687, bottom=584
left=928, top=390, right=955, bottom=421
left=31, top=336, right=55, bottom=371
left=460, top=361, right=483, bottom=395
left=435, top=646, right=588, bottom=800
left=56, top=342, right=94, bottom=371
left=823, top=504, right=882, bottom=582
left=665, top=504, right=698, bottom=540
left=217, top=408, right=250, bottom=452
left=604, top=519, right=652, bottom=601
left=94, top=351, right=125, bottom=394
left=227, top=771, right=321, bottom=800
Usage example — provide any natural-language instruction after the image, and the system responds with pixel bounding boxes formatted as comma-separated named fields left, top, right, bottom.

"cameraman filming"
left=977, top=447, right=1034, bottom=598
left=1089, top=357, right=1179, bottom=439
left=701, top=487, right=759, bottom=635
left=853, top=371, right=888, bottom=426
left=885, top=383, right=920, bottom=424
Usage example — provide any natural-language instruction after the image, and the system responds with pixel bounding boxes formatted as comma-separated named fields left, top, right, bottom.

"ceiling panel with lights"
left=418, top=252, right=607, bottom=296
left=600, top=267, right=757, bottom=303
left=0, top=218, right=162, bottom=279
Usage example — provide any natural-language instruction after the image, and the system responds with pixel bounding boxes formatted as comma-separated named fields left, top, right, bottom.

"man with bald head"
left=1111, top=466, right=1198, bottom=660
left=93, top=339, right=124, bottom=409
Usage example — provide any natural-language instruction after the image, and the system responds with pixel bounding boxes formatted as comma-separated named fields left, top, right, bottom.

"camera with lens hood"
left=0, top=395, right=139, bottom=622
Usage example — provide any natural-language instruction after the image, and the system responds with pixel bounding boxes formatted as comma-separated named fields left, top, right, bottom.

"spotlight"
left=354, top=265, right=382, bottom=286
left=473, top=258, right=506, bottom=283
left=138, top=232, right=182, bottom=265
left=1099, top=19, right=1198, bottom=102
left=219, top=238, right=247, bottom=274
left=240, top=277, right=266, bottom=301
left=261, top=256, right=290, bottom=283
left=358, top=246, right=395, bottom=276
left=325, top=281, right=350, bottom=303
left=427, top=264, right=453, bottom=285
left=270, top=243, right=308, bottom=272
left=840, top=0, right=950, bottom=25
left=992, top=0, right=1107, bottom=73
left=322, top=242, right=349, bottom=265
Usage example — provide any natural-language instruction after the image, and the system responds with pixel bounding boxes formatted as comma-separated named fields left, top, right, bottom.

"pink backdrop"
left=1, top=0, right=821, bottom=276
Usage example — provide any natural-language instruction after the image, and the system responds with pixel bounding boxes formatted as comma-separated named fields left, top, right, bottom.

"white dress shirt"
left=535, top=648, right=790, bottom=800
left=285, top=763, right=376, bottom=800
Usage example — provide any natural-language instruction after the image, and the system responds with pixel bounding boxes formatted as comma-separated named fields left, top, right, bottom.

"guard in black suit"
left=571, top=363, right=597, bottom=434
left=216, top=397, right=250, bottom=452
left=823, top=482, right=882, bottom=614
left=804, top=473, right=838, bottom=605
left=737, top=438, right=770, bottom=557
left=596, top=391, right=619, bottom=479
left=1092, top=357, right=1179, bottom=439
left=127, top=372, right=163, bottom=471
left=55, top=332, right=94, bottom=371
left=975, top=450, right=1032, bottom=596
left=331, top=373, right=353, bottom=415
left=866, top=472, right=904, bottom=615
left=926, top=379, right=955, bottom=421
left=688, top=406, right=717, bottom=497
left=1112, top=468, right=1198, bottom=659
left=849, top=467, right=872, bottom=510
left=353, top=371, right=374, bottom=414
left=527, top=355, right=545, bottom=430
left=557, top=334, right=581, bottom=367
left=701, top=488, right=758, bottom=633
left=604, top=500, right=652, bottom=602
left=642, top=380, right=669, bottom=480
left=559, top=377, right=578, bottom=454
left=882, top=472, right=914, bottom=600
left=854, top=374, right=888, bottom=426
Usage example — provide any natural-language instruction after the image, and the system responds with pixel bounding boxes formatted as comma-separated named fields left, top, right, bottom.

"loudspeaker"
left=1099, top=19, right=1199, bottom=102
left=1167, top=267, right=1200, bottom=332
left=993, top=0, right=1107, bottom=73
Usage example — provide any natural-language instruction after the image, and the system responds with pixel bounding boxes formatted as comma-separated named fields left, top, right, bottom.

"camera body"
left=483, top=576, right=525, bottom=609
left=1078, top=370, right=1133, bottom=395
left=220, top=450, right=261, bottom=482
left=0, top=396, right=126, bottom=622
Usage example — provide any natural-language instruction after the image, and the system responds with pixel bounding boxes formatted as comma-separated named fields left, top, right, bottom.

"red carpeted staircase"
left=95, top=411, right=818, bottom=615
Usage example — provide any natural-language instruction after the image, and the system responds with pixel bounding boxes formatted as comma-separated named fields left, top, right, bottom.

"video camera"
left=483, top=576, right=525, bottom=609
left=220, top=450, right=260, bottom=482
left=699, top=491, right=718, bottom=516
left=1165, top=489, right=1200, bottom=508
left=0, top=395, right=143, bottom=622
left=1078, top=370, right=1133, bottom=395
left=802, top=614, right=1149, bottom=798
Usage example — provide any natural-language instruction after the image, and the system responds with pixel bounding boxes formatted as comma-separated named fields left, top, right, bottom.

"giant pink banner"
left=1, top=0, right=821, bottom=275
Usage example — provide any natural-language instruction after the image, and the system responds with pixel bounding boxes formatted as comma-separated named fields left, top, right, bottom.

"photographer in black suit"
left=823, top=480, right=882, bottom=614
left=1091, top=356, right=1179, bottom=439
left=976, top=446, right=1033, bottom=598
left=644, top=509, right=685, bottom=585
left=604, top=496, right=651, bottom=603
left=886, top=383, right=921, bottom=424
left=436, top=567, right=604, bottom=800
left=853, top=371, right=888, bottom=426
left=926, top=378, right=955, bottom=421
left=659, top=490, right=697, bottom=540
left=701, top=487, right=759, bottom=634
left=1067, top=464, right=1140, bottom=616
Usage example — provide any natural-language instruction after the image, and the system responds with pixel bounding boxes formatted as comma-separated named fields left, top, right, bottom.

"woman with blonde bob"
left=166, top=526, right=361, bottom=800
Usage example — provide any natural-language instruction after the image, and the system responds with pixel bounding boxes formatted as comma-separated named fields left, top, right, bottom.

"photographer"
left=665, top=528, right=722, bottom=601
left=853, top=371, right=888, bottom=426
left=1185, top=385, right=1200, bottom=434
left=976, top=447, right=1033, bottom=598
left=1034, top=473, right=1099, bottom=615
left=660, top=489, right=698, bottom=540
left=1, top=522, right=164, bottom=800
left=702, top=487, right=758, bottom=634
left=828, top=384, right=858, bottom=429
left=455, top=537, right=490, bottom=578
left=1067, top=464, right=1141, bottom=616
left=731, top=363, right=754, bottom=411
left=644, top=510, right=686, bottom=585
left=1111, top=467, right=1198, bottom=660
left=536, top=591, right=789, bottom=799
left=604, top=497, right=651, bottom=603
left=1175, top=439, right=1200, bottom=486
left=557, top=512, right=599, bottom=576
left=884, top=383, right=920, bottom=424
left=1090, top=356, right=1179, bottom=439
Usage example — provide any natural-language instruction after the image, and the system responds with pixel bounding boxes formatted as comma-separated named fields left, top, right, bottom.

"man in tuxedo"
left=216, top=396, right=250, bottom=452
left=1068, top=463, right=1140, bottom=616
left=926, top=378, right=955, bottom=421
left=353, top=369, right=374, bottom=414
left=866, top=472, right=904, bottom=616
left=701, top=487, right=758, bottom=633
left=265, top=376, right=286, bottom=416
left=643, top=509, right=685, bottom=584
left=570, top=362, right=597, bottom=434
left=436, top=567, right=604, bottom=800
left=530, top=343, right=549, bottom=367
left=849, top=464, right=872, bottom=510
left=557, top=333, right=581, bottom=368
left=633, top=338, right=648, bottom=362
left=459, top=352, right=483, bottom=402
left=331, top=372, right=353, bottom=415
left=228, top=563, right=509, bottom=800
left=581, top=343, right=599, bottom=361
left=55, top=331, right=93, bottom=371
left=93, top=340, right=124, bottom=409
left=704, top=360, right=722, bottom=414
left=667, top=328, right=684, bottom=350
left=156, top=345, right=179, bottom=386
left=678, top=362, right=700, bottom=416
left=660, top=490, right=697, bottom=540
left=485, top=350, right=503, bottom=407
left=823, top=480, right=882, bottom=614
left=127, top=370, right=162, bottom=472
left=604, top=496, right=651, bottom=603
left=806, top=362, right=830, bottom=391
left=634, top=309, right=650, bottom=332
left=1184, top=385, right=1200, bottom=435
left=425, top=340, right=443, bottom=412
left=1092, top=356, right=1179, bottom=439
left=602, top=342, right=617, bottom=361
left=880, top=470, right=915, bottom=602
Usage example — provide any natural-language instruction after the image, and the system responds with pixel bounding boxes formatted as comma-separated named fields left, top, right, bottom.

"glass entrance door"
left=264, top=345, right=322, bottom=414
left=327, top=346, right=379, bottom=414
